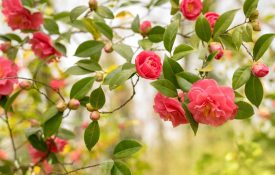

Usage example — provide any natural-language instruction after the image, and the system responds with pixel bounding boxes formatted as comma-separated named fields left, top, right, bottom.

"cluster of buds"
left=249, top=10, right=261, bottom=31
left=86, top=103, right=101, bottom=121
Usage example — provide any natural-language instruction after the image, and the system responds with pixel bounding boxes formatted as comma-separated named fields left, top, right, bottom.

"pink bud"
left=140, top=21, right=152, bottom=35
left=104, top=42, right=113, bottom=53
left=0, top=42, right=11, bottom=53
left=68, top=99, right=80, bottom=110
left=252, top=63, right=269, bottom=77
left=56, top=101, right=67, bottom=112
left=90, top=111, right=100, bottom=121
left=19, top=81, right=32, bottom=90
left=209, top=42, right=224, bottom=60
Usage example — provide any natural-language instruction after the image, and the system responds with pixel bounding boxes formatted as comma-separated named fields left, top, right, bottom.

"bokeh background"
left=0, top=0, right=275, bottom=174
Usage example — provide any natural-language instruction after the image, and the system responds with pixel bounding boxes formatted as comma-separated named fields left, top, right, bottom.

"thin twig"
left=100, top=76, right=140, bottom=114
left=242, top=43, right=254, bottom=59
left=53, top=163, right=102, bottom=175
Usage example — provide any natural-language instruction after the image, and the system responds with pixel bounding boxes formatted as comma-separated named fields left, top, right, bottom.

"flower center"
left=203, top=104, right=215, bottom=118
left=187, top=3, right=194, bottom=13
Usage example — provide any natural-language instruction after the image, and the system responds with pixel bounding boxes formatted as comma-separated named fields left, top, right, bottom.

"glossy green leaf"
left=75, top=40, right=104, bottom=57
left=66, top=66, right=93, bottom=75
left=176, top=71, right=200, bottom=92
left=90, top=86, right=106, bottom=109
left=113, top=139, right=142, bottom=159
left=113, top=44, right=134, bottom=62
left=232, top=28, right=243, bottom=50
left=70, top=6, right=88, bottom=22
left=131, top=15, right=140, bottom=33
left=253, top=34, right=275, bottom=61
left=232, top=65, right=251, bottom=90
left=44, top=18, right=60, bottom=34
left=148, top=26, right=165, bottom=43
left=95, top=21, right=113, bottom=40
left=84, top=121, right=100, bottom=151
left=109, top=65, right=136, bottom=90
left=235, top=101, right=254, bottom=119
left=213, top=9, right=238, bottom=39
left=173, top=44, right=195, bottom=60
left=111, top=161, right=131, bottom=175
left=243, top=0, right=259, bottom=18
left=138, top=39, right=153, bottom=50
left=70, top=77, right=95, bottom=99
left=43, top=112, right=63, bottom=138
left=76, top=59, right=102, bottom=72
left=96, top=6, right=114, bottom=19
left=245, top=75, right=263, bottom=107
left=163, top=57, right=183, bottom=88
left=5, top=90, right=22, bottom=112
left=163, top=21, right=178, bottom=52
left=151, top=79, right=177, bottom=97
left=182, top=103, right=198, bottom=135
left=195, top=15, right=212, bottom=42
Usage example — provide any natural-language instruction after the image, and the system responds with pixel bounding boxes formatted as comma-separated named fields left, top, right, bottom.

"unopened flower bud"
left=252, top=21, right=261, bottom=31
left=140, top=21, right=152, bottom=36
left=0, top=42, right=11, bottom=53
left=90, top=111, right=100, bottom=121
left=56, top=101, right=67, bottom=112
left=209, top=42, right=224, bottom=60
left=86, top=103, right=95, bottom=112
left=68, top=99, right=80, bottom=110
left=104, top=42, right=113, bottom=53
left=95, top=72, right=104, bottom=82
left=251, top=63, right=269, bottom=78
left=89, top=0, right=97, bottom=11
left=249, top=10, right=259, bottom=21
left=19, top=81, right=32, bottom=90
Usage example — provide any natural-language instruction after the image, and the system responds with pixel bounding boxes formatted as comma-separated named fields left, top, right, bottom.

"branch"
left=226, top=21, right=248, bottom=32
left=52, top=163, right=102, bottom=175
left=241, top=43, right=254, bottom=59
left=100, top=76, right=139, bottom=114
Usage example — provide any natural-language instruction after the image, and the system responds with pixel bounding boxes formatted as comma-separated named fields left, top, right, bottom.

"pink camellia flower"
left=180, top=0, right=203, bottom=21
left=0, top=57, right=19, bottom=97
left=28, top=137, right=68, bottom=174
left=50, top=79, right=65, bottom=91
left=135, top=51, right=162, bottom=80
left=153, top=92, right=188, bottom=127
left=2, top=0, right=43, bottom=31
left=209, top=42, right=224, bottom=60
left=140, top=21, right=152, bottom=35
left=251, top=63, right=269, bottom=78
left=205, top=12, right=219, bottom=31
left=188, top=79, right=238, bottom=127
left=29, top=32, right=62, bottom=62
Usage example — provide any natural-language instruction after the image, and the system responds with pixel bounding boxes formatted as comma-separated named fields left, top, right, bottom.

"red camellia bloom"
left=188, top=79, right=238, bottom=126
left=209, top=42, right=224, bottom=60
left=29, top=32, right=62, bottom=61
left=251, top=63, right=269, bottom=77
left=29, top=137, right=68, bottom=174
left=135, top=51, right=162, bottom=80
left=140, top=21, right=152, bottom=35
left=2, top=0, right=43, bottom=31
left=50, top=79, right=66, bottom=91
left=205, top=12, right=220, bottom=31
left=0, top=57, right=18, bottom=97
left=180, top=0, right=203, bottom=21
left=153, top=92, right=188, bottom=127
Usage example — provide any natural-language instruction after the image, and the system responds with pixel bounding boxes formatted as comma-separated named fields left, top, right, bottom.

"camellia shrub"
left=0, top=0, right=274, bottom=174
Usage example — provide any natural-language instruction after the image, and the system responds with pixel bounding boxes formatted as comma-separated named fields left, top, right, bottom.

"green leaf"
left=113, top=44, right=134, bottom=62
left=66, top=66, right=93, bottom=75
left=54, top=42, right=67, bottom=55
left=83, top=18, right=101, bottom=40
left=84, top=121, right=100, bottom=151
left=75, top=40, right=104, bottom=57
left=131, top=15, right=140, bottom=33
left=176, top=71, right=200, bottom=92
left=76, top=59, right=102, bottom=72
left=70, top=77, right=95, bottom=99
left=163, top=57, right=183, bottom=88
left=218, top=34, right=236, bottom=50
left=5, top=90, right=21, bottom=112
left=138, top=39, right=153, bottom=50
left=95, top=21, right=113, bottom=40
left=232, top=28, right=243, bottom=50
left=25, top=128, right=47, bottom=152
left=163, top=21, right=178, bottom=52
left=232, top=65, right=251, bottom=90
left=148, top=26, right=165, bottom=43
left=213, top=9, right=238, bottom=39
left=96, top=6, right=114, bottom=19
left=57, top=128, right=75, bottom=140
left=195, top=15, right=212, bottom=42
left=151, top=79, right=177, bottom=97
left=245, top=75, right=263, bottom=107
left=235, top=101, right=254, bottom=119
left=170, top=0, right=179, bottom=15
left=243, top=0, right=259, bottom=18
left=44, top=18, right=60, bottom=34
left=111, top=161, right=131, bottom=175
left=43, top=112, right=63, bottom=138
left=253, top=34, right=275, bottom=61
left=109, top=65, right=136, bottom=90
left=172, top=44, right=195, bottom=60
left=182, top=103, right=198, bottom=135
left=70, top=6, right=88, bottom=22
left=90, top=86, right=106, bottom=109
left=113, top=139, right=142, bottom=159
left=103, top=66, right=123, bottom=85
left=0, top=33, right=22, bottom=43
left=241, top=25, right=253, bottom=42
left=6, top=47, right=18, bottom=60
